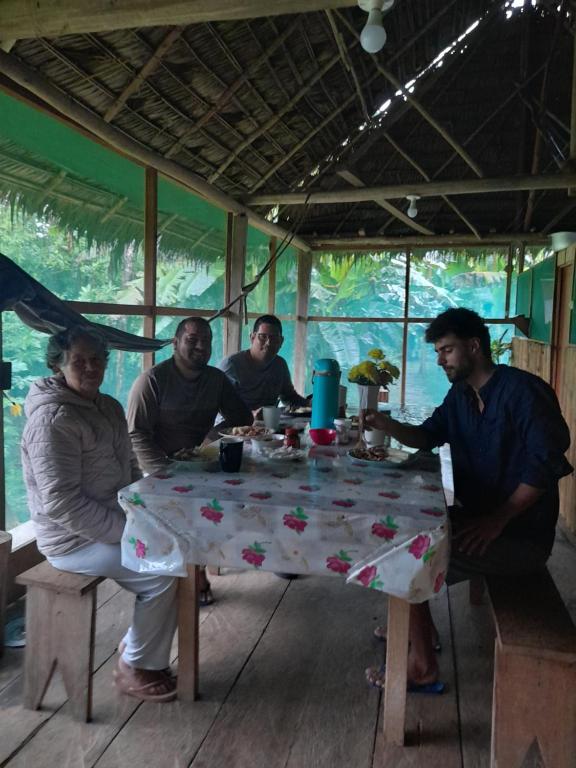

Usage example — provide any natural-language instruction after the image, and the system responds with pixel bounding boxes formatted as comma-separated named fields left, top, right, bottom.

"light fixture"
left=358, top=0, right=395, bottom=54
left=406, top=195, right=419, bottom=219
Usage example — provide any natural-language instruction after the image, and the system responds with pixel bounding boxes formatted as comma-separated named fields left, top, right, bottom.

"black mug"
left=219, top=437, right=243, bottom=472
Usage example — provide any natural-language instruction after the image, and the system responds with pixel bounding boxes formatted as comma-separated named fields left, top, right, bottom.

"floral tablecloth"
left=119, top=445, right=452, bottom=602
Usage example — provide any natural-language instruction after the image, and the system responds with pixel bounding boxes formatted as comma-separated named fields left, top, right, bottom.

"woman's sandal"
left=365, top=664, right=446, bottom=694
left=113, top=668, right=177, bottom=702
left=373, top=625, right=442, bottom=653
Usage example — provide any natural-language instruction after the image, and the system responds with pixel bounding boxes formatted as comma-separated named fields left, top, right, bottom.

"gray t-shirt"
left=127, top=358, right=252, bottom=473
left=219, top=350, right=307, bottom=411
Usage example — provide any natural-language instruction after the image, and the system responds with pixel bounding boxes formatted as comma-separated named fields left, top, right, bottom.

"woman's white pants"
left=48, top=542, right=178, bottom=671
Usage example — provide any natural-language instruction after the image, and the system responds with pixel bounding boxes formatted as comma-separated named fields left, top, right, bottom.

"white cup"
left=363, top=428, right=388, bottom=447
left=262, top=406, right=281, bottom=430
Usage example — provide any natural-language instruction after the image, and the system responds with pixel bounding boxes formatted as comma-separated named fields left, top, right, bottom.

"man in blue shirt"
left=364, top=308, right=572, bottom=690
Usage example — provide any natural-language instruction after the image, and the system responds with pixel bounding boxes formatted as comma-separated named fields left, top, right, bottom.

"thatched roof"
left=0, top=0, right=574, bottom=244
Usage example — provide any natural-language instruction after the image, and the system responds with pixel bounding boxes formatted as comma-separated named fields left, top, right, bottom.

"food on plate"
left=263, top=446, right=305, bottom=461
left=172, top=447, right=201, bottom=461
left=348, top=447, right=389, bottom=462
left=230, top=425, right=270, bottom=437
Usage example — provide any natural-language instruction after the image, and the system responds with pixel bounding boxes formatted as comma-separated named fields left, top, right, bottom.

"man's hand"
left=363, top=408, right=392, bottom=432
left=453, top=512, right=509, bottom=556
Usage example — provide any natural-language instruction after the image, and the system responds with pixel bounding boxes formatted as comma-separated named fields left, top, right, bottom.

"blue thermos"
left=311, top=359, right=341, bottom=429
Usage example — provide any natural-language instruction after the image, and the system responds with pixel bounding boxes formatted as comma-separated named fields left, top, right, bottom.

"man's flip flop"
left=117, top=642, right=174, bottom=679
left=365, top=665, right=446, bottom=694
left=199, top=586, right=214, bottom=607
left=373, top=625, right=442, bottom=653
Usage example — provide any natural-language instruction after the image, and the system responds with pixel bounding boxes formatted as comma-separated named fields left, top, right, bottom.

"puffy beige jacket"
left=21, top=376, right=141, bottom=557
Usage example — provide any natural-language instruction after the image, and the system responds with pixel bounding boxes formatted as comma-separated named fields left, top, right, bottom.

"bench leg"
left=23, top=587, right=59, bottom=712
left=57, top=591, right=97, bottom=721
left=177, top=564, right=200, bottom=702
left=23, top=587, right=97, bottom=721
left=382, top=596, right=410, bottom=746
left=491, top=642, right=576, bottom=768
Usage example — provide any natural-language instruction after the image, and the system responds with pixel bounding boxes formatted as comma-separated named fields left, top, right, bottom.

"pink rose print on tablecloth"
left=126, top=493, right=145, bottom=507
left=172, top=485, right=194, bottom=493
left=356, top=565, right=384, bottom=589
left=242, top=541, right=267, bottom=568
left=155, top=472, right=173, bottom=480
left=408, top=534, right=431, bottom=560
left=201, top=499, right=224, bottom=524
left=332, top=499, right=356, bottom=508
left=434, top=571, right=446, bottom=593
left=283, top=506, right=309, bottom=533
left=378, top=490, right=400, bottom=499
left=420, top=507, right=444, bottom=517
left=326, top=550, right=353, bottom=574
left=299, top=484, right=320, bottom=492
left=129, top=537, right=147, bottom=558
left=224, top=478, right=244, bottom=485
left=250, top=491, right=272, bottom=500
left=422, top=484, right=441, bottom=492
left=344, top=478, right=363, bottom=485
left=371, top=515, right=399, bottom=540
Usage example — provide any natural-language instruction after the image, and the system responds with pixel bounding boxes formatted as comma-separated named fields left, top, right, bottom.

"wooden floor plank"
left=449, top=582, right=494, bottom=768
left=92, top=570, right=288, bottom=768
left=372, top=589, right=462, bottom=767
left=0, top=586, right=135, bottom=765
left=1, top=569, right=253, bottom=767
left=191, top=575, right=385, bottom=768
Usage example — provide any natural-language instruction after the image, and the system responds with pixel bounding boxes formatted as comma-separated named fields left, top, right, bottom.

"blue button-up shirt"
left=421, top=365, right=572, bottom=550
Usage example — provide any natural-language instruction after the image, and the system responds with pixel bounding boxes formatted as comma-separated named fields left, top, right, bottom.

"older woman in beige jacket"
left=21, top=327, right=178, bottom=702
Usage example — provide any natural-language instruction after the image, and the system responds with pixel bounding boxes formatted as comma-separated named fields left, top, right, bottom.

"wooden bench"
left=486, top=569, right=576, bottom=768
left=16, top=561, right=103, bottom=721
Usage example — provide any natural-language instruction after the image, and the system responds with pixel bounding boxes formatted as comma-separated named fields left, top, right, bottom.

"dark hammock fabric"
left=0, top=252, right=170, bottom=352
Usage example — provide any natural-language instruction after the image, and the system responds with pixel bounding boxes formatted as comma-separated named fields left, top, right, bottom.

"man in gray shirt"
left=127, top=317, right=252, bottom=605
left=219, top=315, right=308, bottom=413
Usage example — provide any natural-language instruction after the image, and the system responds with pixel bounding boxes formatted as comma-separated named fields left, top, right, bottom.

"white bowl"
left=550, top=232, right=576, bottom=251
left=251, top=434, right=284, bottom=455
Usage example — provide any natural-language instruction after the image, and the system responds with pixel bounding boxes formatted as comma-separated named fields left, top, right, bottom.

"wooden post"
left=383, top=596, right=410, bottom=745
left=177, top=565, right=200, bottom=701
left=224, top=213, right=247, bottom=357
left=294, top=250, right=312, bottom=395
left=268, top=237, right=277, bottom=314
left=400, top=249, right=410, bottom=408
left=0, top=313, right=5, bottom=532
left=504, top=243, right=513, bottom=318
left=143, top=168, right=157, bottom=370
left=0, top=531, right=11, bottom=657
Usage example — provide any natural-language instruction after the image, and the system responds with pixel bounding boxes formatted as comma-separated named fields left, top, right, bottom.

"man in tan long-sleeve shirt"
left=127, top=317, right=252, bottom=604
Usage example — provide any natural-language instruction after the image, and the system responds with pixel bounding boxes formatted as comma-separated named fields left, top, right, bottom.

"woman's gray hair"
left=46, top=326, right=110, bottom=372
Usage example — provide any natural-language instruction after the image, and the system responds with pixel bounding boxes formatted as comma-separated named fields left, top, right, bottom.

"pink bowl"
left=309, top=428, right=337, bottom=446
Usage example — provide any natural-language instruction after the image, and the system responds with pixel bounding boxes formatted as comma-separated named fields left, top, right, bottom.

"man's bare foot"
left=373, top=625, right=441, bottom=651
left=114, top=657, right=176, bottom=702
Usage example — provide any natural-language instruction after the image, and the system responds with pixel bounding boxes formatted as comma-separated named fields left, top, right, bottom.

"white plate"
left=219, top=427, right=272, bottom=440
left=346, top=449, right=406, bottom=467
left=260, top=447, right=306, bottom=462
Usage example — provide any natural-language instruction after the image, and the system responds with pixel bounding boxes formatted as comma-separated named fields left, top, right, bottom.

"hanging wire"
left=209, top=194, right=312, bottom=324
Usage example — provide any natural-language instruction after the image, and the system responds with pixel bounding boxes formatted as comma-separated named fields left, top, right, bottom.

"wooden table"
left=119, top=444, right=452, bottom=744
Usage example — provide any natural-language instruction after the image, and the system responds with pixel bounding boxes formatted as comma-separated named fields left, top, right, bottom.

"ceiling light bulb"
left=360, top=8, right=387, bottom=53
left=406, top=195, right=419, bottom=218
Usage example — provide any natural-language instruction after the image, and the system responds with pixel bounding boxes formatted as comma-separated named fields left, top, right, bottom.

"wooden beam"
left=294, top=251, right=312, bottom=395
left=0, top=0, right=356, bottom=39
left=335, top=10, right=484, bottom=179
left=337, top=170, right=435, bottom=236
left=310, top=234, right=546, bottom=250
left=103, top=27, right=183, bottom=123
left=164, top=17, right=301, bottom=160
left=224, top=213, right=247, bottom=357
left=0, top=50, right=311, bottom=251
left=570, top=25, right=576, bottom=196
left=249, top=173, right=576, bottom=206
left=143, top=168, right=157, bottom=370
left=268, top=238, right=277, bottom=314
